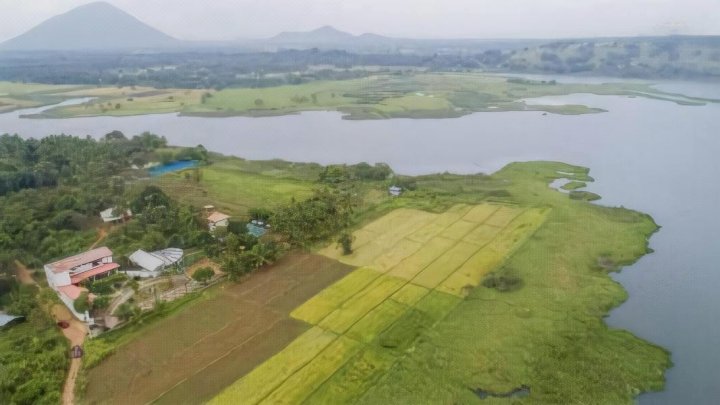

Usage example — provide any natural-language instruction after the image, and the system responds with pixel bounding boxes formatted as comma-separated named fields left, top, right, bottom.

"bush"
left=192, top=267, right=215, bottom=284
left=337, top=232, right=354, bottom=255
left=482, top=271, right=524, bottom=292
left=74, top=291, right=90, bottom=313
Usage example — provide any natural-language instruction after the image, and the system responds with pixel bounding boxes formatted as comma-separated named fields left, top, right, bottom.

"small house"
left=389, top=186, right=403, bottom=197
left=208, top=211, right=231, bottom=232
left=100, top=207, right=132, bottom=223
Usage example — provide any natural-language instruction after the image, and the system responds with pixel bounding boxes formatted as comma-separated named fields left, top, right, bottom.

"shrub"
left=74, top=292, right=90, bottom=313
left=482, top=271, right=524, bottom=292
left=192, top=267, right=215, bottom=284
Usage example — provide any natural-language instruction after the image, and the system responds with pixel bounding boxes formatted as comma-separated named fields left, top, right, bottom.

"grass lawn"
left=152, top=157, right=319, bottom=217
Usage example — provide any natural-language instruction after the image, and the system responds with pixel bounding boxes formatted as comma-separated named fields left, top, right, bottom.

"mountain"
left=270, top=26, right=356, bottom=44
left=0, top=2, right=182, bottom=51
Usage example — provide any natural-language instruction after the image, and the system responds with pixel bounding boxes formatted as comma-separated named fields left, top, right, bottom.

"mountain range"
left=0, top=2, right=545, bottom=52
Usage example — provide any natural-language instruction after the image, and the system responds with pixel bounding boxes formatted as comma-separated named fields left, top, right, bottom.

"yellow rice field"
left=212, top=203, right=549, bottom=404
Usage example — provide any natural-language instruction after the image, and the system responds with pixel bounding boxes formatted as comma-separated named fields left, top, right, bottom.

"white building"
left=127, top=248, right=184, bottom=277
left=100, top=207, right=132, bottom=223
left=389, top=186, right=403, bottom=197
left=44, top=247, right=119, bottom=323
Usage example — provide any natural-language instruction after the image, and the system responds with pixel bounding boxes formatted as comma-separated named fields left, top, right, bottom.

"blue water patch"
left=148, top=160, right=199, bottom=176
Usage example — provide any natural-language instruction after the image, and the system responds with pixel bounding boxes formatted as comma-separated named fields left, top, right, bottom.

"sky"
left=0, top=0, right=718, bottom=42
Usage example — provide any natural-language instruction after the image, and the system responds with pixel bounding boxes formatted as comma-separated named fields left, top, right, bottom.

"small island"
left=2, top=73, right=716, bottom=121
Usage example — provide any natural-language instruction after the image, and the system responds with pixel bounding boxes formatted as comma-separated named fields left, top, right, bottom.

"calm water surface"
left=2, top=81, right=719, bottom=404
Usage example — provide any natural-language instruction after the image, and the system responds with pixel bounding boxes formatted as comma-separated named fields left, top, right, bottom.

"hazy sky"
left=0, top=0, right=718, bottom=42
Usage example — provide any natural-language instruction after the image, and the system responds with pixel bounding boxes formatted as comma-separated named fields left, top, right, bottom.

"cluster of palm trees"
left=221, top=241, right=281, bottom=280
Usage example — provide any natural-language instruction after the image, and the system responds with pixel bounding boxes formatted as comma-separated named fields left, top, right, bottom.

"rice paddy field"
left=80, top=253, right=354, bottom=405
left=211, top=161, right=670, bottom=404
left=211, top=202, right=550, bottom=404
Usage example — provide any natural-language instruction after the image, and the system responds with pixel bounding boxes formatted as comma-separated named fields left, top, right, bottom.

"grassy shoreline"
left=2, top=73, right=715, bottom=120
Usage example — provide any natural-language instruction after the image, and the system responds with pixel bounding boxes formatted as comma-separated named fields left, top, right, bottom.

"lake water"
left=148, top=160, right=199, bottom=176
left=2, top=81, right=720, bottom=404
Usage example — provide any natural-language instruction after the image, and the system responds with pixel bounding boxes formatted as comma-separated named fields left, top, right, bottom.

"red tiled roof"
left=208, top=212, right=230, bottom=223
left=47, top=247, right=113, bottom=273
left=57, top=285, right=86, bottom=300
left=70, top=263, right=119, bottom=284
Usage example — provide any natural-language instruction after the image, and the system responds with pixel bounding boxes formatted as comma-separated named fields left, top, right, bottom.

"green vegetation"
left=192, top=267, right=215, bottom=284
left=213, top=161, right=669, bottom=404
left=0, top=127, right=669, bottom=403
left=0, top=288, right=68, bottom=404
left=560, top=180, right=587, bottom=190
left=6, top=73, right=716, bottom=120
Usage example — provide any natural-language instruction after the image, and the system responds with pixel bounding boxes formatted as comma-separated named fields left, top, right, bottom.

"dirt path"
left=15, top=261, right=85, bottom=404
left=88, top=227, right=108, bottom=250
left=51, top=304, right=88, bottom=405
left=14, top=260, right=36, bottom=285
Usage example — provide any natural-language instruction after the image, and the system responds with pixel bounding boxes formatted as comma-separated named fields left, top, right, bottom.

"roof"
left=100, top=207, right=132, bottom=222
left=152, top=248, right=183, bottom=266
left=70, top=263, right=119, bottom=284
left=247, top=223, right=268, bottom=237
left=47, top=247, right=113, bottom=273
left=208, top=212, right=231, bottom=223
left=129, top=250, right=165, bottom=272
left=0, top=313, right=24, bottom=327
left=389, top=186, right=402, bottom=191
left=129, top=248, right=184, bottom=272
left=57, top=285, right=86, bottom=300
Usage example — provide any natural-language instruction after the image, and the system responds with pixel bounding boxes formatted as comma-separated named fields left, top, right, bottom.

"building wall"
left=44, top=265, right=71, bottom=288
left=209, top=219, right=229, bottom=232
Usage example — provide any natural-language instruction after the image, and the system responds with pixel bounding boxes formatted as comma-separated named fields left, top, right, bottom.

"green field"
left=4, top=73, right=715, bottom=119
left=211, top=161, right=669, bottom=404
left=151, top=156, right=319, bottom=216
left=212, top=202, right=549, bottom=404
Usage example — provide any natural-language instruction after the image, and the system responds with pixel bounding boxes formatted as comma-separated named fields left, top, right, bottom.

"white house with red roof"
left=44, top=247, right=119, bottom=323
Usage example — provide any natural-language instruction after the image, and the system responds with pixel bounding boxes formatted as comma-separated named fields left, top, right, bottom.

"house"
left=100, top=207, right=132, bottom=223
left=44, top=247, right=119, bottom=323
left=127, top=248, right=184, bottom=277
left=208, top=211, right=231, bottom=232
left=389, top=186, right=403, bottom=197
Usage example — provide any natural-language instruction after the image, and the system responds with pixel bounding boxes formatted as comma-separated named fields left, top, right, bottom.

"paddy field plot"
left=82, top=253, right=353, bottom=405
left=212, top=203, right=549, bottom=404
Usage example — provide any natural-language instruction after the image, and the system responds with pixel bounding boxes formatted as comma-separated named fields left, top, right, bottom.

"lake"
left=2, top=80, right=719, bottom=403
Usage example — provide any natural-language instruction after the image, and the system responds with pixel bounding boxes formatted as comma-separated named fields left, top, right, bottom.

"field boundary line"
left=248, top=333, right=344, bottom=405
left=429, top=208, right=533, bottom=293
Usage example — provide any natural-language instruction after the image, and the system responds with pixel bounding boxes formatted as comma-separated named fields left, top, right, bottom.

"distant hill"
left=270, top=26, right=357, bottom=44
left=0, top=2, right=182, bottom=51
